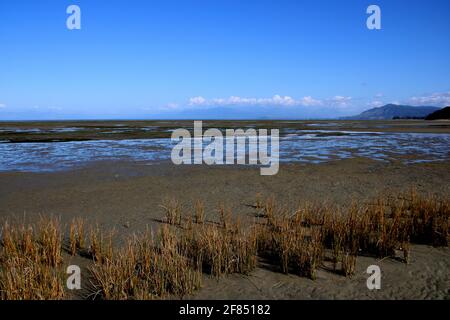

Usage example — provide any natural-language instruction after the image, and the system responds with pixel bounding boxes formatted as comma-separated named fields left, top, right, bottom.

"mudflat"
left=1, top=120, right=449, bottom=299
left=1, top=158, right=449, bottom=300
left=1, top=158, right=450, bottom=227
left=1, top=119, right=450, bottom=143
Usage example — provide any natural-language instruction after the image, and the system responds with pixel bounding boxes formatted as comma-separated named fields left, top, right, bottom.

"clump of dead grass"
left=193, top=200, right=205, bottom=224
left=0, top=218, right=65, bottom=300
left=179, top=206, right=257, bottom=277
left=88, top=225, right=114, bottom=264
left=160, top=197, right=182, bottom=226
left=256, top=207, right=323, bottom=279
left=68, top=217, right=85, bottom=256
left=89, top=226, right=202, bottom=300
left=256, top=190, right=449, bottom=278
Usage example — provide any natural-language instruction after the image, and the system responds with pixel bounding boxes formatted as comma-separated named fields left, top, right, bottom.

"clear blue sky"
left=1, top=0, right=449, bottom=119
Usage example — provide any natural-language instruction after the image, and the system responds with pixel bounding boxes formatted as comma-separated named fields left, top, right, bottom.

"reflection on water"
left=0, top=130, right=449, bottom=172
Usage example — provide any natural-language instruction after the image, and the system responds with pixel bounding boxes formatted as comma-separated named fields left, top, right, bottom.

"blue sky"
left=0, top=0, right=449, bottom=119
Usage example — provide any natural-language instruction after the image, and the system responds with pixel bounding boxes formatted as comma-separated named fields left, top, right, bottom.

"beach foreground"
left=1, top=158, right=449, bottom=300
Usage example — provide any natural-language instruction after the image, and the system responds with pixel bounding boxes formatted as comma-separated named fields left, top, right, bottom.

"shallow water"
left=0, top=130, right=449, bottom=172
left=279, top=131, right=450, bottom=164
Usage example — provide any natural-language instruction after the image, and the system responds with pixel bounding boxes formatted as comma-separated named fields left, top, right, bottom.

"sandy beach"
left=1, top=155, right=449, bottom=300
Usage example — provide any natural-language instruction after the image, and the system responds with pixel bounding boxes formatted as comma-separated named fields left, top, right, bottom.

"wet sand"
left=1, top=120, right=449, bottom=300
left=0, top=158, right=449, bottom=299
left=1, top=119, right=450, bottom=143
left=1, top=158, right=450, bottom=228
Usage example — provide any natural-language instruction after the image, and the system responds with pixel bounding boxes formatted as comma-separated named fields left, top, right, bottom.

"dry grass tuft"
left=160, top=198, right=182, bottom=226
left=69, top=217, right=85, bottom=256
left=256, top=207, right=323, bottom=279
left=256, top=191, right=449, bottom=278
left=90, top=226, right=202, bottom=300
left=37, top=217, right=63, bottom=268
left=179, top=210, right=257, bottom=277
left=0, top=218, right=65, bottom=300
left=193, top=200, right=205, bottom=224
left=88, top=225, right=114, bottom=264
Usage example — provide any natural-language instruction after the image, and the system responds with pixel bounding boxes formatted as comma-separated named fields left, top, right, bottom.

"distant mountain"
left=342, top=104, right=441, bottom=120
left=425, top=106, right=450, bottom=120
left=145, top=105, right=347, bottom=120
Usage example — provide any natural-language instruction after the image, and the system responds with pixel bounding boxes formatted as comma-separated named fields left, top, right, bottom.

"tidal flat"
left=0, top=120, right=449, bottom=300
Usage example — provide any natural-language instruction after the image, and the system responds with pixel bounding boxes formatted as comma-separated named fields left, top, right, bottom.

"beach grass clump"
left=320, top=200, right=408, bottom=272
left=260, top=196, right=276, bottom=224
left=0, top=253, right=65, bottom=300
left=179, top=215, right=257, bottom=277
left=88, top=225, right=114, bottom=264
left=291, top=228, right=323, bottom=279
left=321, top=205, right=364, bottom=275
left=37, top=217, right=63, bottom=268
left=254, top=192, right=264, bottom=209
left=68, top=218, right=85, bottom=256
left=154, top=226, right=203, bottom=297
left=218, top=204, right=233, bottom=231
left=193, top=200, right=205, bottom=224
left=256, top=191, right=449, bottom=278
left=0, top=219, right=65, bottom=300
left=89, top=226, right=202, bottom=300
left=352, top=192, right=449, bottom=260
left=341, top=253, right=357, bottom=277
left=256, top=205, right=323, bottom=279
left=160, top=198, right=182, bottom=226
left=401, top=190, right=449, bottom=247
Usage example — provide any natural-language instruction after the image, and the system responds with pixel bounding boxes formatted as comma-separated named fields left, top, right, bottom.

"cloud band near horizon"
left=183, top=95, right=352, bottom=108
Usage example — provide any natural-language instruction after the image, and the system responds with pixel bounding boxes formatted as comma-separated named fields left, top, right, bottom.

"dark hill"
left=425, top=107, right=450, bottom=120
left=342, top=104, right=440, bottom=120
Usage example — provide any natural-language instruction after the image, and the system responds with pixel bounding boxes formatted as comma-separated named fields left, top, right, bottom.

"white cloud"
left=189, top=96, right=207, bottom=106
left=367, top=100, right=384, bottom=108
left=329, top=96, right=352, bottom=107
left=187, top=95, right=324, bottom=107
left=182, top=95, right=357, bottom=111
left=409, top=91, right=450, bottom=107
left=0, top=103, right=6, bottom=109
left=299, top=96, right=323, bottom=106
